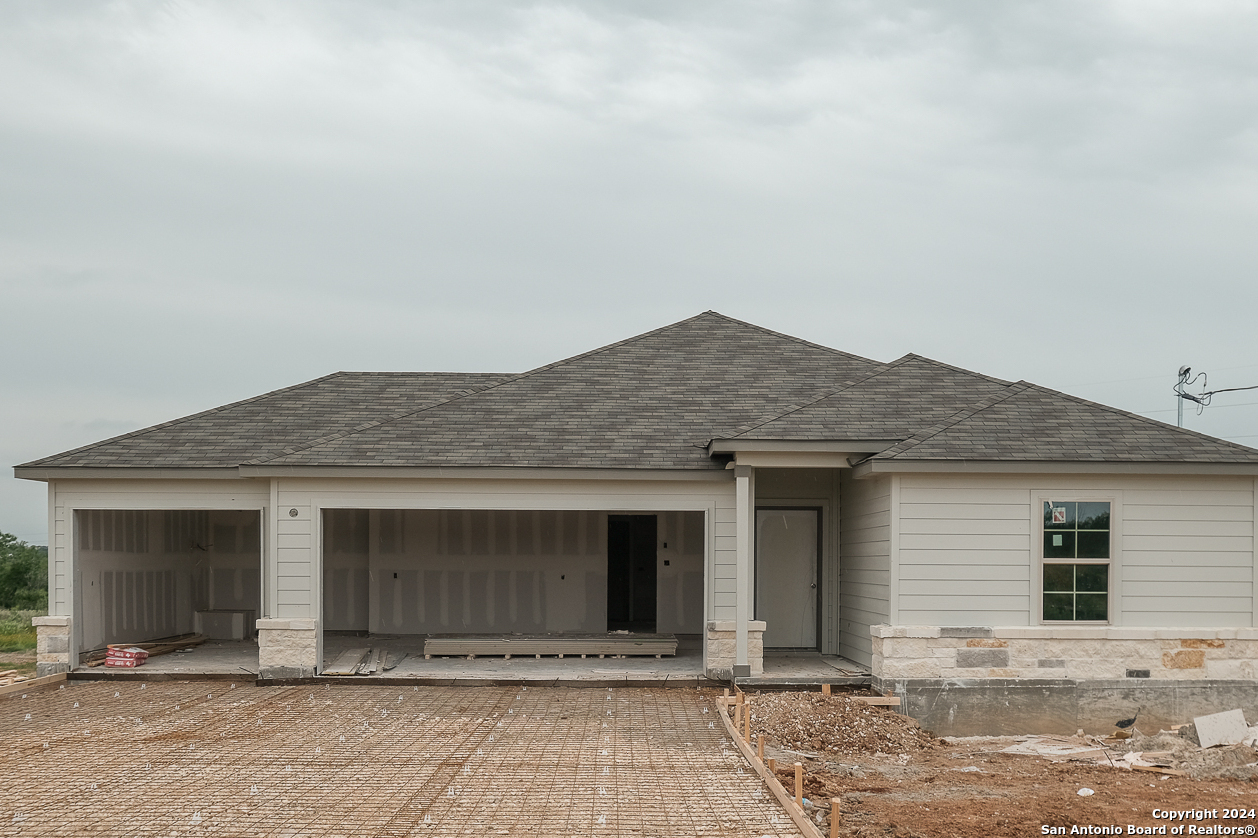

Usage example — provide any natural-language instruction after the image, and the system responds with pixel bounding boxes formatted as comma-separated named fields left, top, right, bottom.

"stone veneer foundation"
left=872, top=625, right=1258, bottom=736
left=873, top=625, right=1258, bottom=681
left=704, top=620, right=765, bottom=680
left=256, top=618, right=318, bottom=679
left=32, top=615, right=71, bottom=677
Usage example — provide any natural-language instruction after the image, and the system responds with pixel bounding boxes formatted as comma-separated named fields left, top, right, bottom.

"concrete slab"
left=1, top=681, right=803, bottom=836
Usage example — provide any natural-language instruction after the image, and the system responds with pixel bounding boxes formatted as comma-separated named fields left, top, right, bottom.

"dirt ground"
left=0, top=649, right=37, bottom=680
left=747, top=691, right=1258, bottom=838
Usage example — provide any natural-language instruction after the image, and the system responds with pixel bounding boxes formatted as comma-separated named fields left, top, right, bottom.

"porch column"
left=734, top=465, right=755, bottom=676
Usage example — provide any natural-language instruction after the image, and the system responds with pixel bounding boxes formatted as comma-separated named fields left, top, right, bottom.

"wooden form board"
left=423, top=633, right=677, bottom=657
left=716, top=693, right=825, bottom=838
left=0, top=672, right=67, bottom=698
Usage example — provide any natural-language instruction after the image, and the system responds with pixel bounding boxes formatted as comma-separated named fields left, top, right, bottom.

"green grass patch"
left=0, top=609, right=43, bottom=652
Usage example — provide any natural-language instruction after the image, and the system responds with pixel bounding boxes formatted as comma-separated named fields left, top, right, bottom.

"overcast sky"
left=3, top=1, right=1257, bottom=544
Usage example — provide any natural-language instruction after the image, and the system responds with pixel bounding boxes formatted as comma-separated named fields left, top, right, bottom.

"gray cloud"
left=3, top=0, right=1257, bottom=542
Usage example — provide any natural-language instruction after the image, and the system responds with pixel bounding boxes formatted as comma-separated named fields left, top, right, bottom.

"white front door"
left=755, top=508, right=819, bottom=648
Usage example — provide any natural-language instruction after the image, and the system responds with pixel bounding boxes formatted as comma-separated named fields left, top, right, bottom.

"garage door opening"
left=321, top=509, right=704, bottom=674
left=74, top=509, right=262, bottom=666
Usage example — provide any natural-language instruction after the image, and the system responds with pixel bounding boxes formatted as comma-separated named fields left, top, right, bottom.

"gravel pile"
left=747, top=692, right=937, bottom=755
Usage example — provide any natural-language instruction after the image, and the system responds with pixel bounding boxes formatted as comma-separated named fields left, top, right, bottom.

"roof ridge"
left=246, top=312, right=727, bottom=465
left=710, top=357, right=904, bottom=442
left=894, top=353, right=1013, bottom=387
left=713, top=352, right=1008, bottom=443
left=874, top=382, right=1030, bottom=459
left=702, top=311, right=880, bottom=366
left=16, top=372, right=349, bottom=468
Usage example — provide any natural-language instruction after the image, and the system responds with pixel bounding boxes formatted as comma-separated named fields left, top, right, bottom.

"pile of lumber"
left=323, top=648, right=404, bottom=676
left=0, top=669, right=31, bottom=687
left=423, top=632, right=678, bottom=659
left=82, top=633, right=208, bottom=667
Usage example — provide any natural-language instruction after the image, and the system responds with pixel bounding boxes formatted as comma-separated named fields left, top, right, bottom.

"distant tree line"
left=0, top=531, right=47, bottom=610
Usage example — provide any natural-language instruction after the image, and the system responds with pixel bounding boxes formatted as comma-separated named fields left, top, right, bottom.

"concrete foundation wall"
left=877, top=675, right=1258, bottom=737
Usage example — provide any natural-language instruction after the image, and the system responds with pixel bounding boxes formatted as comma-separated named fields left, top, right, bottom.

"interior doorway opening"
left=606, top=514, right=658, bottom=632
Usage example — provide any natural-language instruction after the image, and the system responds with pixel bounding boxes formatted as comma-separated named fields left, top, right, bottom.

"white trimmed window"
left=1042, top=500, right=1111, bottom=622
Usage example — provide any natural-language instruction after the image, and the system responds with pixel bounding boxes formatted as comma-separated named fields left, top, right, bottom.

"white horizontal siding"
left=896, top=479, right=1032, bottom=626
left=1120, top=480, right=1253, bottom=626
left=839, top=472, right=890, bottom=665
left=893, top=474, right=1256, bottom=629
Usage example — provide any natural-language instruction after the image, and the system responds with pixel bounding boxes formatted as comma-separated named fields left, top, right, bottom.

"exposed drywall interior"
left=75, top=509, right=261, bottom=650
left=322, top=509, right=704, bottom=635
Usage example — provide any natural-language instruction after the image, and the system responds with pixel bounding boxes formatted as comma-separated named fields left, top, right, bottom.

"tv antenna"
left=1174, top=366, right=1258, bottom=427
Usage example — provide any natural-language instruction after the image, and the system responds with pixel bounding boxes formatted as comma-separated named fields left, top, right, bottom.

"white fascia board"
left=13, top=467, right=246, bottom=482
left=850, top=459, right=1258, bottom=478
left=707, top=439, right=898, bottom=455
left=237, top=465, right=734, bottom=482
left=732, top=451, right=857, bottom=468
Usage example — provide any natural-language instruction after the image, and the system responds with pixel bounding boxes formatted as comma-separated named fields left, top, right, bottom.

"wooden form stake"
left=830, top=797, right=841, bottom=838
left=757, top=734, right=764, bottom=761
left=794, top=762, right=803, bottom=807
left=713, top=695, right=825, bottom=838
left=743, top=699, right=751, bottom=743
left=821, top=683, right=831, bottom=696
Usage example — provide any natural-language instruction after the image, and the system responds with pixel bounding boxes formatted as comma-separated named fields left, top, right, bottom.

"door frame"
left=754, top=505, right=823, bottom=650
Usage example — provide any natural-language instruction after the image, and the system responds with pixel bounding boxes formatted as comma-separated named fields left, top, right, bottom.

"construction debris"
left=82, top=633, right=208, bottom=667
left=0, top=669, right=29, bottom=687
left=1193, top=708, right=1249, bottom=748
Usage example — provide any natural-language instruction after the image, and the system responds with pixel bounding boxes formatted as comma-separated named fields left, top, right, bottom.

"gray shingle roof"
left=19, top=372, right=508, bottom=468
left=720, top=354, right=1011, bottom=441
left=873, top=382, right=1258, bottom=463
left=18, top=311, right=1258, bottom=471
left=250, top=312, right=879, bottom=469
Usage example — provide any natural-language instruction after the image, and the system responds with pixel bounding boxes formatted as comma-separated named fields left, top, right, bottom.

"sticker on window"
left=1053, top=534, right=1063, bottom=547
left=1052, top=507, right=1067, bottom=525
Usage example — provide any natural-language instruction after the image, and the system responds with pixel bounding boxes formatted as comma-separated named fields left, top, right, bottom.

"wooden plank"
left=0, top=672, right=67, bottom=698
left=715, top=696, right=824, bottom=838
left=853, top=696, right=901, bottom=707
left=324, top=648, right=369, bottom=676
left=423, top=633, right=677, bottom=657
left=1131, top=765, right=1186, bottom=776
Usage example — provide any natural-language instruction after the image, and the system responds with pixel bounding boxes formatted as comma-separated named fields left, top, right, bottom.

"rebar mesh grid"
left=2, top=682, right=800, bottom=837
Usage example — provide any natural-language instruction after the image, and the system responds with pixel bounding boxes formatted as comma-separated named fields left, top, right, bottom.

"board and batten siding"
left=839, top=470, right=891, bottom=665
left=892, top=474, right=1256, bottom=628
